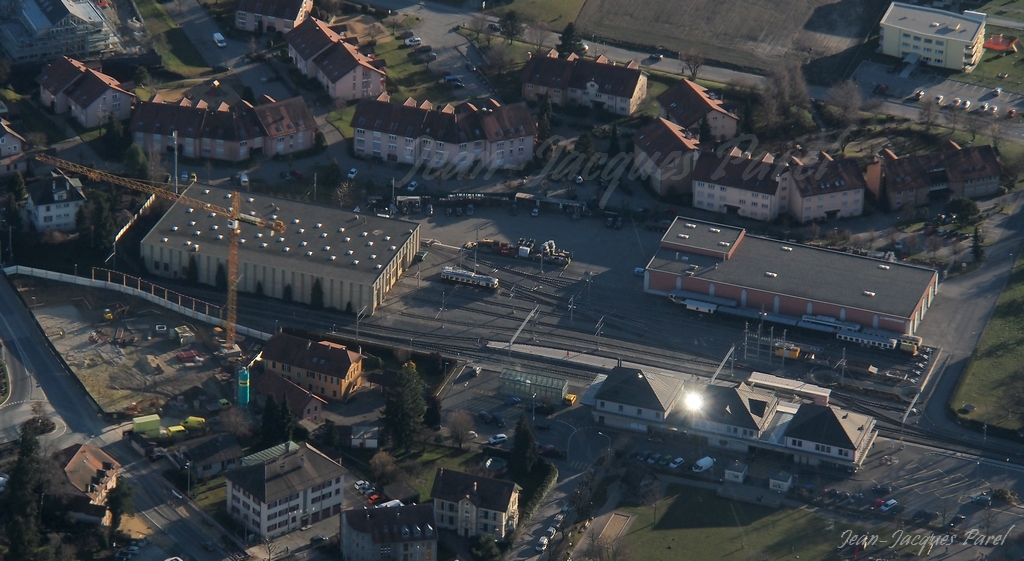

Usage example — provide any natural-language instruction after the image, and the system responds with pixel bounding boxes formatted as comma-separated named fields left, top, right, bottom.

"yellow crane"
left=35, top=154, right=286, bottom=352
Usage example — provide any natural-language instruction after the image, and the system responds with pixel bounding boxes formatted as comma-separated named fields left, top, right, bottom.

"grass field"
left=575, top=0, right=889, bottom=75
left=135, top=0, right=209, bottom=76
left=375, top=38, right=454, bottom=103
left=328, top=105, right=357, bottom=138
left=951, top=250, right=1024, bottom=432
left=980, top=0, right=1024, bottom=23
left=620, top=486, right=890, bottom=561
left=395, top=446, right=481, bottom=500
left=18, top=101, right=68, bottom=144
left=951, top=25, right=1024, bottom=93
left=485, top=0, right=586, bottom=29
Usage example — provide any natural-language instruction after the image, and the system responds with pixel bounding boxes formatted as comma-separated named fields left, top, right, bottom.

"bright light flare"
left=684, top=392, right=704, bottom=411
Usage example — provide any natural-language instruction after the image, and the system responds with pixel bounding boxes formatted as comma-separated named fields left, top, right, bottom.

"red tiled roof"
left=36, top=56, right=89, bottom=96
left=312, top=41, right=383, bottom=84
left=253, top=371, right=327, bottom=414
left=255, top=96, right=317, bottom=138
left=63, top=68, right=133, bottom=109
left=692, top=151, right=781, bottom=196
left=262, top=332, right=361, bottom=378
left=633, top=117, right=700, bottom=159
left=521, top=51, right=643, bottom=98
left=56, top=444, right=120, bottom=502
left=784, top=153, right=868, bottom=198
left=882, top=144, right=1002, bottom=194
left=351, top=97, right=536, bottom=144
left=656, top=79, right=737, bottom=129
left=287, top=17, right=341, bottom=61
left=236, top=0, right=308, bottom=21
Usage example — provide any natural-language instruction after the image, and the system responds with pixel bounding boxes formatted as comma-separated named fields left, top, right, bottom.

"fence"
left=114, top=194, right=157, bottom=243
left=3, top=265, right=273, bottom=342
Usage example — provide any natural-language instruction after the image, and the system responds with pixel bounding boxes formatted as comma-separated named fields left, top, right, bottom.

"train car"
left=800, top=314, right=861, bottom=333
left=835, top=330, right=898, bottom=350
left=440, top=267, right=499, bottom=289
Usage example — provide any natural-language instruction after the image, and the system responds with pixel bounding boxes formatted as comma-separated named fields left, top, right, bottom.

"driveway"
left=167, top=0, right=247, bottom=67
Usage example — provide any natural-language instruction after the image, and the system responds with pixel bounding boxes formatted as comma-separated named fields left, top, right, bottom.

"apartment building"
left=351, top=95, right=537, bottom=169
left=780, top=153, right=867, bottom=223
left=879, top=2, right=986, bottom=71
left=261, top=332, right=364, bottom=401
left=224, top=442, right=347, bottom=538
left=0, top=0, right=120, bottom=62
left=520, top=50, right=648, bottom=116
left=864, top=142, right=1002, bottom=209
left=656, top=79, right=739, bottom=141
left=431, top=469, right=520, bottom=539
left=690, top=150, right=785, bottom=221
left=340, top=504, right=437, bottom=561
left=235, top=0, right=312, bottom=34
left=37, top=57, right=134, bottom=128
left=0, top=119, right=27, bottom=178
left=287, top=17, right=344, bottom=76
left=54, top=444, right=121, bottom=525
left=24, top=170, right=86, bottom=232
left=632, top=118, right=700, bottom=197
left=253, top=372, right=328, bottom=423
left=285, top=17, right=386, bottom=102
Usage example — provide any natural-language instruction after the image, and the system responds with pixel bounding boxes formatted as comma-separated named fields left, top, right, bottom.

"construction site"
left=20, top=279, right=244, bottom=417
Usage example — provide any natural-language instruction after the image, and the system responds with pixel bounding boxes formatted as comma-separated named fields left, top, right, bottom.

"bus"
left=440, top=267, right=499, bottom=289
left=836, top=330, right=898, bottom=350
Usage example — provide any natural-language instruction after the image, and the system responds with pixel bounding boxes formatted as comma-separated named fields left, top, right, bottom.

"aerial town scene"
left=4, top=0, right=1024, bottom=559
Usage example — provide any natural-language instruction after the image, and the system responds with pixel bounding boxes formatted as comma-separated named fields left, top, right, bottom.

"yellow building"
left=262, top=333, right=363, bottom=401
left=879, top=2, right=986, bottom=72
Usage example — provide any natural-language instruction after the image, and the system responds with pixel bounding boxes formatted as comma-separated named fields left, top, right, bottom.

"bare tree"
left=524, top=21, right=547, bottom=53
left=148, top=146, right=166, bottom=181
left=918, top=101, right=938, bottom=131
left=468, top=13, right=487, bottom=39
left=333, top=180, right=356, bottom=208
left=369, top=450, right=401, bottom=485
left=944, top=106, right=959, bottom=133
left=926, top=234, right=944, bottom=259
left=641, top=481, right=664, bottom=522
left=988, top=120, right=1002, bottom=150
left=261, top=537, right=280, bottom=560
left=367, top=23, right=387, bottom=43
left=175, top=0, right=185, bottom=15
left=866, top=228, right=878, bottom=249
left=487, top=42, right=513, bottom=74
left=827, top=80, right=861, bottom=127
left=885, top=228, right=899, bottom=249
left=808, top=222, right=821, bottom=240
left=938, top=498, right=953, bottom=526
left=447, top=409, right=475, bottom=449
left=221, top=406, right=253, bottom=440
left=384, top=13, right=402, bottom=33
left=248, top=35, right=257, bottom=54
left=26, top=132, right=47, bottom=149
left=681, top=49, right=705, bottom=81
left=951, top=239, right=963, bottom=263
left=964, top=114, right=984, bottom=141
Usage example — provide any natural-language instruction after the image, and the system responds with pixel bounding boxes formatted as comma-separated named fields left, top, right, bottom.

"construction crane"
left=35, top=154, right=286, bottom=353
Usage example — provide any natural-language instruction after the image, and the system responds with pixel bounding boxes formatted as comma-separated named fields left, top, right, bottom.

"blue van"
left=492, top=413, right=506, bottom=427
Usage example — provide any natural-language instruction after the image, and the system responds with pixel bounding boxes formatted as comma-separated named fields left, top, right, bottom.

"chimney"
left=285, top=441, right=291, bottom=452
left=473, top=481, right=478, bottom=493
left=307, top=340, right=312, bottom=350
left=300, top=455, right=306, bottom=468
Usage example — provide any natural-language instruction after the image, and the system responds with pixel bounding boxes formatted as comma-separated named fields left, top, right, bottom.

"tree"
left=487, top=41, right=513, bottom=74
left=556, top=22, right=585, bottom=57
left=965, top=114, right=984, bottom=141
left=468, top=13, right=487, bottom=39
left=103, top=116, right=125, bottom=157
left=221, top=406, right=253, bottom=440
left=681, top=49, right=705, bottom=80
left=318, top=418, right=339, bottom=448
left=608, top=123, right=621, bottom=155
left=26, top=132, right=47, bottom=149
left=369, top=451, right=400, bottom=485
left=827, top=80, right=861, bottom=127
left=471, top=534, right=501, bottom=561
left=133, top=65, right=150, bottom=87
left=278, top=397, right=295, bottom=442
left=973, top=225, right=985, bottom=262
left=537, top=113, right=551, bottom=146
left=498, top=11, right=524, bottom=43
left=946, top=197, right=980, bottom=224
left=447, top=410, right=475, bottom=449
left=107, top=481, right=134, bottom=534
left=511, top=414, right=539, bottom=475
left=248, top=35, right=257, bottom=54
left=917, top=100, right=938, bottom=131
left=90, top=192, right=115, bottom=250
left=261, top=394, right=280, bottom=446
left=7, top=170, right=27, bottom=202
left=260, top=537, right=280, bottom=561
left=75, top=204, right=88, bottom=236
left=148, top=146, right=166, bottom=182
left=698, top=117, right=713, bottom=143
left=0, top=57, right=10, bottom=86
left=574, top=131, right=595, bottom=161
left=211, top=262, right=227, bottom=292
left=989, top=120, right=1003, bottom=150
left=381, top=362, right=427, bottom=451
left=185, top=254, right=199, bottom=284
left=925, top=234, right=943, bottom=259
left=951, top=239, right=964, bottom=263
left=525, top=21, right=547, bottom=52
left=123, top=144, right=150, bottom=180
left=944, top=105, right=960, bottom=133
left=310, top=278, right=324, bottom=309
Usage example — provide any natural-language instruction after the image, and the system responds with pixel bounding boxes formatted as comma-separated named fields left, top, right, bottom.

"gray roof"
left=661, top=217, right=744, bottom=258
left=648, top=219, right=937, bottom=320
left=141, top=184, right=419, bottom=286
left=180, top=433, right=243, bottom=466
left=225, top=441, right=347, bottom=504
left=699, top=384, right=777, bottom=431
left=241, top=441, right=302, bottom=465
left=881, top=3, right=985, bottom=42
left=784, top=404, right=875, bottom=450
left=593, top=366, right=684, bottom=413
left=342, top=504, right=436, bottom=544
left=430, top=469, right=520, bottom=513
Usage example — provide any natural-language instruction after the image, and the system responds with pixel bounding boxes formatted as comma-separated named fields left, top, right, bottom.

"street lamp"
left=532, top=392, right=537, bottom=422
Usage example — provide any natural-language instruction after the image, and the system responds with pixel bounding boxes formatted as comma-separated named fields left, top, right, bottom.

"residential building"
left=0, top=119, right=27, bottom=177
left=878, top=2, right=986, bottom=72
left=520, top=50, right=648, bottom=116
left=36, top=57, right=134, bottom=128
left=592, top=366, right=684, bottom=432
left=235, top=0, right=312, bottom=34
left=54, top=444, right=121, bottom=525
left=130, top=94, right=316, bottom=162
left=224, top=441, right=347, bottom=537
left=632, top=118, right=700, bottom=197
left=864, top=142, right=1002, bottom=209
left=431, top=469, right=521, bottom=539
left=351, top=95, right=536, bottom=169
left=783, top=404, right=877, bottom=467
left=0, top=0, right=120, bottom=62
left=690, top=150, right=784, bottom=221
left=656, top=79, right=739, bottom=141
left=178, top=433, right=244, bottom=479
left=313, top=42, right=386, bottom=101
left=780, top=152, right=867, bottom=223
left=687, top=384, right=779, bottom=452
left=287, top=17, right=344, bottom=76
left=262, top=332, right=364, bottom=401
left=24, top=170, right=86, bottom=232
left=340, top=504, right=437, bottom=561
left=254, top=372, right=328, bottom=423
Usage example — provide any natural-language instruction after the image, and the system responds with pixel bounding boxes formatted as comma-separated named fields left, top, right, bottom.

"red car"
left=870, top=498, right=885, bottom=510
left=367, top=493, right=382, bottom=504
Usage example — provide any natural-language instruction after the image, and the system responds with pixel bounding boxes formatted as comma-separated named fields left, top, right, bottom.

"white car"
left=880, top=499, right=898, bottom=512
left=488, top=434, right=507, bottom=444
left=531, top=208, right=539, bottom=217
left=536, top=537, right=549, bottom=552
left=668, top=457, right=685, bottom=469
left=347, top=168, right=358, bottom=179
left=546, top=526, right=557, bottom=538
left=354, top=480, right=369, bottom=490
left=213, top=32, right=226, bottom=47
left=406, top=180, right=419, bottom=192
left=405, top=37, right=422, bottom=46
left=467, top=431, right=478, bottom=440
left=692, top=456, right=715, bottom=473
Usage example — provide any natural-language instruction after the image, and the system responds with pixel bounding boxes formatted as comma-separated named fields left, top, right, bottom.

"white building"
left=24, top=170, right=86, bottom=232
left=879, top=2, right=986, bottom=72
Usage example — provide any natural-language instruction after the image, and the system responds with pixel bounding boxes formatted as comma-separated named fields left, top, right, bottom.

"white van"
left=691, top=456, right=715, bottom=473
left=213, top=32, right=227, bottom=47
left=375, top=499, right=404, bottom=508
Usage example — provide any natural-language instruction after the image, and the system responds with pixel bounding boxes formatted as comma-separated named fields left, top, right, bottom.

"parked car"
left=650, top=53, right=664, bottom=60
left=1009, top=108, right=1017, bottom=118
left=635, top=450, right=651, bottom=462
left=213, top=32, right=226, bottom=47
left=536, top=537, right=549, bottom=553
left=347, top=168, right=358, bottom=179
left=949, top=514, right=966, bottom=527
left=466, top=62, right=478, bottom=72
left=870, top=498, right=885, bottom=509
left=646, top=453, right=662, bottom=465
left=415, top=45, right=433, bottom=53
left=538, top=444, right=559, bottom=457
left=536, top=423, right=551, bottom=431
left=972, top=494, right=992, bottom=506
left=398, top=30, right=414, bottom=39
left=872, top=484, right=893, bottom=495
left=493, top=413, right=506, bottom=427
left=531, top=207, right=539, bottom=217
left=406, top=180, right=419, bottom=191
left=488, top=22, right=501, bottom=31
left=467, top=431, right=478, bottom=440
left=367, top=493, right=383, bottom=504
left=880, top=499, right=898, bottom=512
left=488, top=434, right=508, bottom=445
left=691, top=456, right=715, bottom=473
left=478, top=410, right=493, bottom=423
left=404, top=37, right=422, bottom=46
left=546, top=526, right=557, bottom=538
left=354, top=480, right=369, bottom=489
left=310, top=535, right=328, bottom=545
left=934, top=95, right=944, bottom=105
left=668, top=457, right=685, bottom=469
left=417, top=52, right=438, bottom=62
left=504, top=396, right=522, bottom=406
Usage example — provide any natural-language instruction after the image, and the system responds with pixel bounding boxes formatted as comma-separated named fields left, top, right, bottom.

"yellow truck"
left=564, top=394, right=578, bottom=406
left=182, top=416, right=206, bottom=430
left=773, top=345, right=815, bottom=360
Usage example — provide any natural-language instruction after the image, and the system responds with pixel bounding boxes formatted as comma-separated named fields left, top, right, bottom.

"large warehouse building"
left=140, top=185, right=420, bottom=315
left=644, top=217, right=938, bottom=335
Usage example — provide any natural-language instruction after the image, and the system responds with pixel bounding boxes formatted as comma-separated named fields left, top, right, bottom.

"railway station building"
left=139, top=185, right=420, bottom=315
left=642, top=217, right=939, bottom=336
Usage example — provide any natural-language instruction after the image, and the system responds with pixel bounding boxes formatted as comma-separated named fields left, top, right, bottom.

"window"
left=636, top=408, right=642, bottom=415
left=791, top=439, right=802, bottom=447
left=599, top=401, right=605, bottom=408
left=389, top=134, right=396, bottom=141
left=527, top=84, right=534, bottom=89
left=912, top=35, right=921, bottom=42
left=355, top=128, right=365, bottom=135
left=618, top=404, right=623, bottom=412
left=924, top=38, right=932, bottom=44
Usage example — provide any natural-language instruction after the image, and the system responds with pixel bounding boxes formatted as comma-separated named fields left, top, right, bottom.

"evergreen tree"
left=471, top=534, right=501, bottom=561
left=310, top=278, right=324, bottom=310
left=215, top=262, right=227, bottom=292
left=123, top=144, right=150, bottom=180
left=382, top=362, right=427, bottom=452
left=539, top=95, right=553, bottom=121
left=556, top=22, right=585, bottom=57
left=319, top=419, right=340, bottom=448
left=278, top=397, right=294, bottom=443
left=698, top=117, right=713, bottom=144
left=537, top=113, right=551, bottom=145
left=511, top=414, right=538, bottom=475
left=90, top=192, right=115, bottom=250
left=7, top=171, right=27, bottom=202
left=4, top=195, right=23, bottom=235
left=107, top=481, right=135, bottom=535
left=103, top=117, right=125, bottom=158
left=973, top=226, right=985, bottom=262
left=261, top=394, right=280, bottom=446
left=186, top=254, right=199, bottom=284
left=241, top=85, right=255, bottom=105
left=608, top=124, right=621, bottom=155
left=133, top=65, right=150, bottom=87
left=6, top=424, right=42, bottom=560
left=75, top=204, right=88, bottom=236
left=574, top=132, right=595, bottom=161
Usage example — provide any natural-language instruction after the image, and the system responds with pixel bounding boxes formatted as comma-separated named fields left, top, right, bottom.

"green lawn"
left=979, top=0, right=1024, bottom=23
left=135, top=0, right=209, bottom=76
left=376, top=39, right=455, bottom=103
left=193, top=476, right=227, bottom=515
left=951, top=25, right=1024, bottom=94
left=395, top=446, right=481, bottom=500
left=18, top=101, right=67, bottom=144
left=328, top=105, right=357, bottom=138
left=486, top=0, right=586, bottom=29
left=951, top=251, right=1024, bottom=432
left=620, top=486, right=891, bottom=561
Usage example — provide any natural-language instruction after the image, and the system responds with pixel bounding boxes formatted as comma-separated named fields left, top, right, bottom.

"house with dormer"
left=632, top=118, right=700, bottom=197
left=520, top=50, right=647, bottom=115
left=687, top=383, right=779, bottom=452
left=54, top=444, right=121, bottom=525
left=864, top=141, right=1002, bottom=210
left=36, top=57, right=134, bottom=128
left=261, top=332, right=363, bottom=401
left=431, top=468, right=520, bottom=539
left=254, top=372, right=328, bottom=423
left=656, top=79, right=739, bottom=141
left=783, top=404, right=877, bottom=467
left=779, top=152, right=867, bottom=223
left=0, top=119, right=27, bottom=177
left=592, top=366, right=685, bottom=432
left=340, top=503, right=437, bottom=561
left=287, top=17, right=344, bottom=76
left=24, top=170, right=86, bottom=232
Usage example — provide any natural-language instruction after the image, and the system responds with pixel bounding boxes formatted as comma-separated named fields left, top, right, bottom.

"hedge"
left=518, top=460, right=559, bottom=523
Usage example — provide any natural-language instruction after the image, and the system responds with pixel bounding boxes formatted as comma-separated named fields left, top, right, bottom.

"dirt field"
left=26, top=284, right=231, bottom=415
left=575, top=0, right=889, bottom=78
